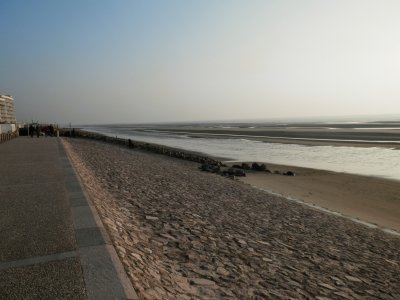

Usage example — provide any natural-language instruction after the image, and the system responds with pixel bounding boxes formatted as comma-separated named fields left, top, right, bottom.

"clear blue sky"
left=1, top=0, right=400, bottom=124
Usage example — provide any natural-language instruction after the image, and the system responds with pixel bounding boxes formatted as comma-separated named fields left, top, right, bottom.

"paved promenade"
left=0, top=137, right=137, bottom=299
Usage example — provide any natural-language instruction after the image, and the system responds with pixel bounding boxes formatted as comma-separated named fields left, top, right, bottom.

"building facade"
left=0, top=95, right=17, bottom=124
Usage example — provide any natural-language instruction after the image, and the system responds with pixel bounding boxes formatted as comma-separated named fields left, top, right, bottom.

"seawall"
left=60, top=128, right=222, bottom=166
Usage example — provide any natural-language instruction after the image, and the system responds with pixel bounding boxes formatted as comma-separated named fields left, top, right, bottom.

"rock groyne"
left=60, top=128, right=222, bottom=167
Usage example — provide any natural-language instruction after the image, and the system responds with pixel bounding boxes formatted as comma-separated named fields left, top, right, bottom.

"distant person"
left=36, top=125, right=40, bottom=138
left=29, top=124, right=34, bottom=138
left=49, top=124, right=54, bottom=137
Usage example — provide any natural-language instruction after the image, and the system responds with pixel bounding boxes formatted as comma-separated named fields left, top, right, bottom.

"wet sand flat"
left=63, top=138, right=400, bottom=300
left=137, top=126, right=400, bottom=148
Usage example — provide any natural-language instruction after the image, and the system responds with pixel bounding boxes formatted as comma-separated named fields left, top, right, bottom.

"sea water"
left=82, top=125, right=400, bottom=181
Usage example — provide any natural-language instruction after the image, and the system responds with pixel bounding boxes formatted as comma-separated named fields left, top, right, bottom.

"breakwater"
left=60, top=128, right=222, bottom=166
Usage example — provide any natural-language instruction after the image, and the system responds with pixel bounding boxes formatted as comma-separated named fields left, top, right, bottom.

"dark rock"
left=226, top=168, right=235, bottom=175
left=252, top=163, right=267, bottom=171
left=284, top=171, right=295, bottom=176
left=200, top=164, right=220, bottom=173
left=199, top=164, right=208, bottom=171
left=223, top=168, right=246, bottom=177
left=233, top=169, right=246, bottom=177
left=241, top=163, right=251, bottom=169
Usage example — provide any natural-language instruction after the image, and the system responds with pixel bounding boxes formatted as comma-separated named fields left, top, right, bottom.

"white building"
left=0, top=95, right=17, bottom=124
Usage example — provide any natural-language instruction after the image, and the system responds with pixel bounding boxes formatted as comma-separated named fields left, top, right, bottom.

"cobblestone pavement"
left=63, top=138, right=400, bottom=300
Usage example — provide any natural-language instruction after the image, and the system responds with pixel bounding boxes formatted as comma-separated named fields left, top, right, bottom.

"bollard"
left=0, top=132, right=18, bottom=143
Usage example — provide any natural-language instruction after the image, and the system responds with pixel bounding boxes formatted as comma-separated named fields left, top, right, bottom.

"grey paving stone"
left=79, top=245, right=136, bottom=300
left=65, top=181, right=83, bottom=192
left=75, top=227, right=106, bottom=248
left=63, top=167, right=76, bottom=176
left=72, top=206, right=98, bottom=229
left=64, top=174, right=78, bottom=182
left=68, top=190, right=86, bottom=199
left=69, top=195, right=89, bottom=207
left=65, top=177, right=80, bottom=185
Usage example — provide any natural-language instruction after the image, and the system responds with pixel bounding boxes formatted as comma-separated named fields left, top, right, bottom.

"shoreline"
left=134, top=126, right=400, bottom=149
left=237, top=163, right=400, bottom=233
left=62, top=138, right=400, bottom=299
left=64, top=130, right=400, bottom=233
left=75, top=127, right=400, bottom=181
left=197, top=133, right=400, bottom=149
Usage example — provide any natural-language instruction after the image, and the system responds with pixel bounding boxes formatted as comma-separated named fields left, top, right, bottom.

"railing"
left=0, top=131, right=18, bottom=144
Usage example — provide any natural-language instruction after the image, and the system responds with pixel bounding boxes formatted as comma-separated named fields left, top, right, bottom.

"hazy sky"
left=1, top=0, right=400, bottom=124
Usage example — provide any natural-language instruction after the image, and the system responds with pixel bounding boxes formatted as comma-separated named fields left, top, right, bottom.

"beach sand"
left=239, top=164, right=400, bottom=232
left=62, top=138, right=400, bottom=299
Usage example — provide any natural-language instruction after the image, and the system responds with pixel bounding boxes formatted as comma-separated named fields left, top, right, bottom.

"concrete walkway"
left=0, top=137, right=137, bottom=299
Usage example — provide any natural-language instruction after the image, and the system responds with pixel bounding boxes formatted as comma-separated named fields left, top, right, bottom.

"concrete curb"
left=58, top=139, right=138, bottom=300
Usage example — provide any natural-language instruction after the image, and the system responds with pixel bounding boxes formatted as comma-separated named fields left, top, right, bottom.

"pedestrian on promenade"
left=29, top=124, right=34, bottom=138
left=49, top=124, right=54, bottom=137
left=36, top=124, right=40, bottom=138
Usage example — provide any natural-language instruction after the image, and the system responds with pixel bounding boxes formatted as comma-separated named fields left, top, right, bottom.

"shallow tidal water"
left=83, top=126, right=400, bottom=181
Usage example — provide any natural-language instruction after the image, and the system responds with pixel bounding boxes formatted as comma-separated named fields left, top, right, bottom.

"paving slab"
left=0, top=182, right=76, bottom=262
left=79, top=245, right=138, bottom=300
left=0, top=137, right=138, bottom=299
left=0, top=257, right=86, bottom=300
left=0, top=163, right=63, bottom=186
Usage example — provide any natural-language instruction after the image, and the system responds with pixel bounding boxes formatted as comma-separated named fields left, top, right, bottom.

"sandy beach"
left=239, top=164, right=400, bottom=232
left=62, top=138, right=400, bottom=299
